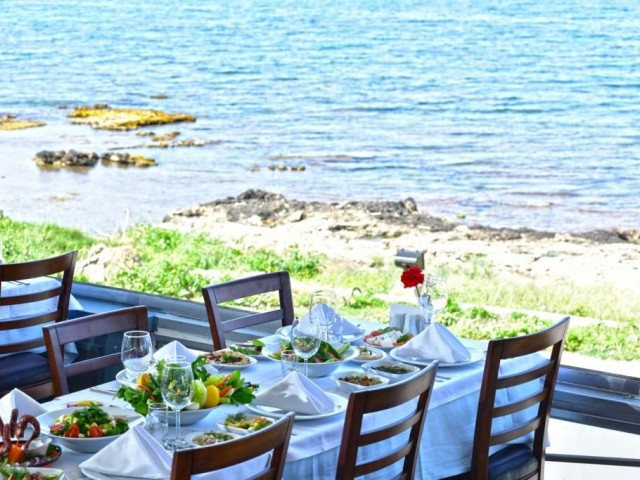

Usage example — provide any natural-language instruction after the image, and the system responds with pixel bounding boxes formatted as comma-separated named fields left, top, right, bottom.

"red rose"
left=400, top=266, right=424, bottom=289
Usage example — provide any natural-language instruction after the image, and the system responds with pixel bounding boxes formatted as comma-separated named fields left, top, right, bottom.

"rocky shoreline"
left=162, top=190, right=640, bottom=296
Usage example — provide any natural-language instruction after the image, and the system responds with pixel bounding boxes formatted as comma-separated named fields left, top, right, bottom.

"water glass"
left=145, top=402, right=168, bottom=444
left=160, top=360, right=194, bottom=450
left=121, top=331, right=153, bottom=381
left=280, top=350, right=299, bottom=377
left=309, top=289, right=338, bottom=342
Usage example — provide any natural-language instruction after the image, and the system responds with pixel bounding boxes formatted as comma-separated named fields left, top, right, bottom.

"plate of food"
left=0, top=465, right=64, bottom=479
left=228, top=340, right=266, bottom=357
left=201, top=349, right=257, bottom=369
left=37, top=406, right=145, bottom=453
left=0, top=410, right=61, bottom=468
left=262, top=341, right=358, bottom=378
left=330, top=370, right=390, bottom=393
left=185, top=430, right=241, bottom=447
left=246, top=392, right=348, bottom=421
left=351, top=345, right=387, bottom=363
left=361, top=360, right=420, bottom=383
left=390, top=346, right=485, bottom=368
left=362, top=327, right=413, bottom=350
left=217, top=412, right=274, bottom=435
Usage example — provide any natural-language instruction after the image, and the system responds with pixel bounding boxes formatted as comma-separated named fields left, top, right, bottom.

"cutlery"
left=90, top=386, right=120, bottom=395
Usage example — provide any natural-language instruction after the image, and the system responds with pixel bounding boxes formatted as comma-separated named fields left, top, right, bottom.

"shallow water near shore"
left=1, top=0, right=640, bottom=234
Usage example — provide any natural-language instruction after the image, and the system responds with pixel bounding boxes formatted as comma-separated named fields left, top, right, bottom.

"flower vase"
left=416, top=291, right=434, bottom=328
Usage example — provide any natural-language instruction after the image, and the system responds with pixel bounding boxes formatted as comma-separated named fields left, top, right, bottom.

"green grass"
left=2, top=217, right=638, bottom=361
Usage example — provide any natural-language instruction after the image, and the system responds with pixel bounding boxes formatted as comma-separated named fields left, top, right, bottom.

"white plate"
left=276, top=325, right=366, bottom=343
left=37, top=406, right=145, bottom=453
left=262, top=343, right=359, bottom=378
left=350, top=345, right=387, bottom=363
left=389, top=346, right=485, bottom=368
left=331, top=370, right=390, bottom=393
left=0, top=467, right=64, bottom=479
left=246, top=392, right=348, bottom=420
left=203, top=349, right=257, bottom=369
left=115, top=369, right=138, bottom=388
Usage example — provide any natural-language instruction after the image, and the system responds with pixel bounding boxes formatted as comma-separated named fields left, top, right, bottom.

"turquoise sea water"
left=1, top=0, right=639, bottom=234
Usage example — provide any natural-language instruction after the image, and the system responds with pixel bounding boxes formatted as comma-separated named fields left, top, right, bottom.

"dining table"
left=37, top=319, right=546, bottom=480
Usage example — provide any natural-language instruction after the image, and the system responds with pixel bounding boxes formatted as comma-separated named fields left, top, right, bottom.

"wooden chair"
left=445, top=316, right=570, bottom=480
left=170, top=411, right=295, bottom=480
left=202, top=271, right=295, bottom=350
left=0, top=250, right=77, bottom=399
left=336, top=361, right=438, bottom=480
left=43, top=306, right=149, bottom=396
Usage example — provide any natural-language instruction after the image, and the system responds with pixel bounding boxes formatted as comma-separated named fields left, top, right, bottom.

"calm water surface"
left=1, top=0, right=639, bottom=234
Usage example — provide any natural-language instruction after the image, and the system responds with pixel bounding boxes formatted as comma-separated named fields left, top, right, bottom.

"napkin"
left=300, top=304, right=362, bottom=335
left=80, top=425, right=171, bottom=480
left=395, top=322, right=471, bottom=363
left=0, top=388, right=46, bottom=419
left=254, top=371, right=334, bottom=415
left=154, top=340, right=218, bottom=376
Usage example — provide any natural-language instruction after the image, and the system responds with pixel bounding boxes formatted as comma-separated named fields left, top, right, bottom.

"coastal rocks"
left=34, top=150, right=98, bottom=167
left=77, top=244, right=140, bottom=283
left=67, top=104, right=196, bottom=131
left=0, top=115, right=46, bottom=130
left=34, top=150, right=156, bottom=168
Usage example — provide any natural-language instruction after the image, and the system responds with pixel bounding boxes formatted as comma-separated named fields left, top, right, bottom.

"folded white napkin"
left=395, top=322, right=471, bottom=363
left=254, top=371, right=334, bottom=415
left=0, top=389, right=46, bottom=419
left=80, top=425, right=171, bottom=480
left=301, top=304, right=362, bottom=335
left=154, top=340, right=217, bottom=377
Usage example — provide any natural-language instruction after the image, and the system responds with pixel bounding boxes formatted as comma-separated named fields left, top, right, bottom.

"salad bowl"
left=36, top=406, right=145, bottom=453
left=262, top=342, right=358, bottom=378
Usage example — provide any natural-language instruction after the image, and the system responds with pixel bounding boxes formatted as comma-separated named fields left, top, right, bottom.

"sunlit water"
left=1, top=0, right=639, bottom=234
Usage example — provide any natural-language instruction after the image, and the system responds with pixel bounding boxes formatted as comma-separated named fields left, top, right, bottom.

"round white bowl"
left=351, top=345, right=387, bottom=363
left=217, top=413, right=275, bottom=435
left=186, top=429, right=241, bottom=447
left=331, top=370, right=390, bottom=393
left=262, top=343, right=359, bottom=378
left=361, top=360, right=420, bottom=383
left=37, top=406, right=145, bottom=453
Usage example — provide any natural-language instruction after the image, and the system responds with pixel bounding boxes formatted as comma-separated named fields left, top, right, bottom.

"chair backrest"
left=470, top=316, right=571, bottom=479
left=43, top=306, right=149, bottom=396
left=202, top=271, right=295, bottom=350
left=336, top=362, right=438, bottom=480
left=170, top=411, right=295, bottom=480
left=0, top=250, right=77, bottom=354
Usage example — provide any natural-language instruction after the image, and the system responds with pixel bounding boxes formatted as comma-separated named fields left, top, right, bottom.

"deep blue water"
left=1, top=0, right=639, bottom=234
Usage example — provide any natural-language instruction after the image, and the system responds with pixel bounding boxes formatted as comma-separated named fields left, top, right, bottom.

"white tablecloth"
left=42, top=335, right=544, bottom=480
left=0, top=277, right=83, bottom=356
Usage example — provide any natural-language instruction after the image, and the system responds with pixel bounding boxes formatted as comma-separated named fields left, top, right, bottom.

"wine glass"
left=290, top=318, right=321, bottom=377
left=121, top=331, right=153, bottom=381
left=423, top=275, right=448, bottom=321
left=309, top=289, right=338, bottom=343
left=160, top=360, right=194, bottom=450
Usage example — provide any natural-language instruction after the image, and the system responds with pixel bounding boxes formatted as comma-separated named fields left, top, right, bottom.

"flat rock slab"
left=67, top=105, right=196, bottom=131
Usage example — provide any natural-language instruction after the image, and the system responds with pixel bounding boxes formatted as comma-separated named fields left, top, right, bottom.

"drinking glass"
left=309, top=289, right=338, bottom=343
left=145, top=402, right=168, bottom=444
left=422, top=276, right=448, bottom=322
left=121, top=331, right=153, bottom=381
left=160, top=360, right=194, bottom=450
left=280, top=350, right=299, bottom=377
left=290, top=318, right=321, bottom=377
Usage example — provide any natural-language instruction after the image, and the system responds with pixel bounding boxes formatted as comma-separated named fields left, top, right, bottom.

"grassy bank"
left=1, top=215, right=638, bottom=361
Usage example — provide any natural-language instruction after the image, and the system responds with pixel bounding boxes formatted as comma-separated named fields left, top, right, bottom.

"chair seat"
left=443, top=444, right=539, bottom=480
left=0, top=352, right=51, bottom=391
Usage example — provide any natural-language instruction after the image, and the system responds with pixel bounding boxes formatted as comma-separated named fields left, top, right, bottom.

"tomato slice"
left=49, top=423, right=65, bottom=435
left=64, top=424, right=80, bottom=438
left=88, top=424, right=104, bottom=438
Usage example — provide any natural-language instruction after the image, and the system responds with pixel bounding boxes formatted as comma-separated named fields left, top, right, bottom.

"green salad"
left=49, top=406, right=129, bottom=438
left=270, top=341, right=350, bottom=363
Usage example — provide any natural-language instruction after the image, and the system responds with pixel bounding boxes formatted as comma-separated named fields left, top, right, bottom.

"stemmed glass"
left=121, top=331, right=153, bottom=381
left=160, top=360, right=194, bottom=450
left=290, top=318, right=321, bottom=377
left=309, top=289, right=337, bottom=343
left=421, top=276, right=448, bottom=325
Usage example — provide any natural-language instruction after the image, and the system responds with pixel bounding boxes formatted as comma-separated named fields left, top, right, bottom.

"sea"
left=1, top=0, right=639, bottom=235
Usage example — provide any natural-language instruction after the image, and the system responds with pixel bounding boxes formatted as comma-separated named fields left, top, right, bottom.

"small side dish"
left=229, top=341, right=264, bottom=356
left=331, top=370, right=390, bottom=392
left=222, top=413, right=273, bottom=434
left=355, top=345, right=385, bottom=362
left=189, top=430, right=236, bottom=446
left=0, top=408, right=59, bottom=467
left=0, top=466, right=64, bottom=480
left=205, top=350, right=253, bottom=366
left=362, top=360, right=420, bottom=383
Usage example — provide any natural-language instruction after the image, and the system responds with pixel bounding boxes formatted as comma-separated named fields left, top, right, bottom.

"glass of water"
left=121, top=331, right=153, bottom=381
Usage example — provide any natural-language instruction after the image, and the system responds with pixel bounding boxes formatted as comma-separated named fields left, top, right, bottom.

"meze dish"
left=362, top=360, right=420, bottom=383
left=0, top=409, right=60, bottom=468
left=187, top=430, right=238, bottom=447
left=220, top=413, right=273, bottom=435
left=0, top=466, right=64, bottom=480
left=228, top=340, right=265, bottom=356
left=331, top=370, right=390, bottom=392
left=363, top=327, right=413, bottom=349
left=203, top=349, right=256, bottom=368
